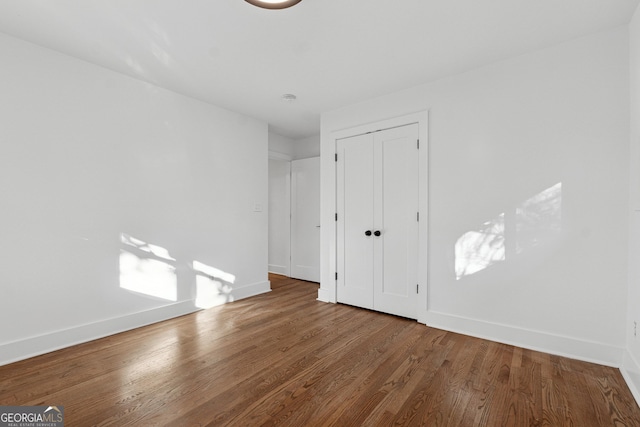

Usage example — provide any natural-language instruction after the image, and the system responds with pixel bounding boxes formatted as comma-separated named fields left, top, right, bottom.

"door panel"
left=337, top=134, right=374, bottom=309
left=375, top=124, right=419, bottom=318
left=291, top=157, right=320, bottom=282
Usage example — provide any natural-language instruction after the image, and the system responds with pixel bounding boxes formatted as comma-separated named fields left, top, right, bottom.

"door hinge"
left=335, top=272, right=338, bottom=280
left=417, top=139, right=420, bottom=149
left=335, top=153, right=338, bottom=162
left=335, top=213, right=338, bottom=221
left=417, top=212, right=419, bottom=221
left=416, top=284, right=419, bottom=293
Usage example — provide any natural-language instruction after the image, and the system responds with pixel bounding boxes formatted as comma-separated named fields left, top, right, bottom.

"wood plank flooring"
left=1, top=274, right=639, bottom=426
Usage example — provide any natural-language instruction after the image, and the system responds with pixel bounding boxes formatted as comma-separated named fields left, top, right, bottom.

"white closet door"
left=373, top=124, right=419, bottom=319
left=290, top=157, right=321, bottom=282
left=336, top=123, right=419, bottom=318
left=337, top=134, right=374, bottom=309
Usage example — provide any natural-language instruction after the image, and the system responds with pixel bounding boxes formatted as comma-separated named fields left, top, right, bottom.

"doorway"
left=268, top=156, right=320, bottom=283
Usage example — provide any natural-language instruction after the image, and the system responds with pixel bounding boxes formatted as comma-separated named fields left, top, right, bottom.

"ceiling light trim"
left=245, top=0, right=302, bottom=10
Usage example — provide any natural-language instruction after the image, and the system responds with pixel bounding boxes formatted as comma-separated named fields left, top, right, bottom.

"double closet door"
left=336, top=123, right=419, bottom=319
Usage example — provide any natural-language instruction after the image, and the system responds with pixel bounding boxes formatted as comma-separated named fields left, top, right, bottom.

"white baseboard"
left=317, top=287, right=335, bottom=303
left=422, top=310, right=623, bottom=368
left=621, top=350, right=640, bottom=407
left=0, top=280, right=272, bottom=367
left=268, top=264, right=289, bottom=276
left=231, top=280, right=271, bottom=301
left=0, top=300, right=199, bottom=367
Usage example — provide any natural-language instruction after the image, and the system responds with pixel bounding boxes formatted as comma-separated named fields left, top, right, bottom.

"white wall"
left=624, top=4, right=640, bottom=404
left=268, top=131, right=320, bottom=161
left=0, top=33, right=269, bottom=365
left=268, top=131, right=294, bottom=159
left=321, top=27, right=630, bottom=366
left=293, top=134, right=320, bottom=160
left=268, top=159, right=291, bottom=275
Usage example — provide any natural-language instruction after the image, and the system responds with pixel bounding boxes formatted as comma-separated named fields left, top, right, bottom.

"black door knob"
left=374, top=230, right=381, bottom=236
left=365, top=230, right=372, bottom=236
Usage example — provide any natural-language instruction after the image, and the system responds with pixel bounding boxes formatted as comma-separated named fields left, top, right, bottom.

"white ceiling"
left=0, top=0, right=637, bottom=139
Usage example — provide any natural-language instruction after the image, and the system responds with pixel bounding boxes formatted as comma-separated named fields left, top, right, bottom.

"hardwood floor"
left=1, top=274, right=639, bottom=426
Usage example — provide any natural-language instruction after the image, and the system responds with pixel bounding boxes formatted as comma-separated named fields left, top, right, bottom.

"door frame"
left=319, top=111, right=429, bottom=324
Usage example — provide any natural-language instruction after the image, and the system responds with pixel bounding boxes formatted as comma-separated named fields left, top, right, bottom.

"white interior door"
left=291, top=157, right=320, bottom=282
left=336, top=123, right=419, bottom=319
left=268, top=158, right=291, bottom=276
left=337, top=134, right=375, bottom=309
left=373, top=124, right=419, bottom=318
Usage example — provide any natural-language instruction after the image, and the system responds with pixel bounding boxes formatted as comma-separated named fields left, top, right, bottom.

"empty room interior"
left=3, top=0, right=640, bottom=425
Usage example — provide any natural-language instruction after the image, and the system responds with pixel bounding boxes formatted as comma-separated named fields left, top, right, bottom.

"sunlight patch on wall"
left=192, top=260, right=236, bottom=284
left=118, top=234, right=239, bottom=307
left=119, top=250, right=177, bottom=301
left=455, top=213, right=505, bottom=280
left=119, top=233, right=177, bottom=301
left=193, top=261, right=235, bottom=309
left=516, top=183, right=562, bottom=254
left=121, top=233, right=176, bottom=261
left=455, top=183, right=562, bottom=281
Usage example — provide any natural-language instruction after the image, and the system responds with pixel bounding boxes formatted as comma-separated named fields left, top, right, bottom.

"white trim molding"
left=621, top=350, right=640, bottom=407
left=230, top=280, right=271, bottom=301
left=317, top=287, right=335, bottom=303
left=268, top=264, right=289, bottom=276
left=0, top=301, right=199, bottom=367
left=0, top=280, right=271, bottom=367
left=269, top=150, right=292, bottom=161
left=423, top=310, right=624, bottom=368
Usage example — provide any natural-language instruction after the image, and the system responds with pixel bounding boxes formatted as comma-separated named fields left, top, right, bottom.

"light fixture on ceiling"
left=245, top=0, right=302, bottom=10
left=281, top=94, right=297, bottom=102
